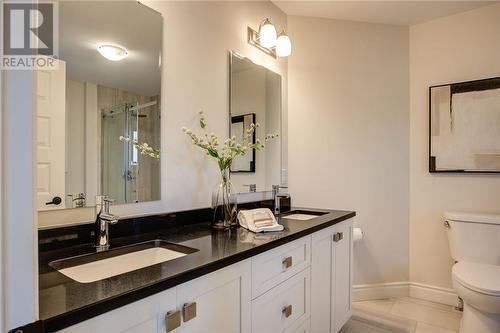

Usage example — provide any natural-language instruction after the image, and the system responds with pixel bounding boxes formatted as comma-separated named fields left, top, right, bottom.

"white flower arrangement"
left=119, top=136, right=160, bottom=159
left=182, top=110, right=278, bottom=172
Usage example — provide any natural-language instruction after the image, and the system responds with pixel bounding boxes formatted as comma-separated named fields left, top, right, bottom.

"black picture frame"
left=429, top=76, right=500, bottom=174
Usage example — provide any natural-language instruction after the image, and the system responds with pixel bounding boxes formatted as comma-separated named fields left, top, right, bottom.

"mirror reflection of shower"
left=100, top=86, right=161, bottom=205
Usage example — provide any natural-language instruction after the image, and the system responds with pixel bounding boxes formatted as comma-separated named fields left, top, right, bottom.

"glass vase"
left=212, top=168, right=238, bottom=229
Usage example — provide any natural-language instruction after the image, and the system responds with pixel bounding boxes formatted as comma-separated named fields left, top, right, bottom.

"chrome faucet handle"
left=103, top=197, right=115, bottom=209
left=272, top=185, right=288, bottom=195
left=100, top=212, right=119, bottom=224
left=95, top=194, right=108, bottom=202
left=243, top=184, right=257, bottom=192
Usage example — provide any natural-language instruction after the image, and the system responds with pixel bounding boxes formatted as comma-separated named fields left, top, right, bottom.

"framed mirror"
left=229, top=52, right=282, bottom=193
left=36, top=1, right=162, bottom=211
left=429, top=77, right=500, bottom=173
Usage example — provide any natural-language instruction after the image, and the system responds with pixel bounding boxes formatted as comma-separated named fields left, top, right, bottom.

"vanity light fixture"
left=97, top=44, right=128, bottom=61
left=248, top=18, right=291, bottom=59
left=259, top=18, right=277, bottom=48
left=276, top=31, right=292, bottom=57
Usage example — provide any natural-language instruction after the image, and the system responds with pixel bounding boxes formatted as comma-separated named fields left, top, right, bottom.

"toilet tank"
left=444, top=212, right=500, bottom=265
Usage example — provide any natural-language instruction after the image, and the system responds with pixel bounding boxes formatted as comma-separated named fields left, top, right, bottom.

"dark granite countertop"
left=38, top=207, right=355, bottom=332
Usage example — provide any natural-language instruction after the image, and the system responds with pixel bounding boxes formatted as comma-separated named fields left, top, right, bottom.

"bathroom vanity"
left=33, top=3, right=354, bottom=333
left=38, top=208, right=355, bottom=333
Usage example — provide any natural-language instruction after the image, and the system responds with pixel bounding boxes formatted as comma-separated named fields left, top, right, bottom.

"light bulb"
left=97, top=44, right=128, bottom=61
left=276, top=32, right=291, bottom=57
left=259, top=18, right=277, bottom=48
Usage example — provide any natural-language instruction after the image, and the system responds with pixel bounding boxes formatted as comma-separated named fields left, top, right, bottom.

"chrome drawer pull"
left=165, top=309, right=181, bottom=332
left=183, top=302, right=197, bottom=322
left=282, top=256, right=293, bottom=269
left=282, top=304, right=293, bottom=318
left=333, top=232, right=344, bottom=242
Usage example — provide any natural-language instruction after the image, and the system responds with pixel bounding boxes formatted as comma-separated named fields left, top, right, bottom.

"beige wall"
left=38, top=1, right=287, bottom=227
left=288, top=16, right=410, bottom=285
left=409, top=4, right=500, bottom=289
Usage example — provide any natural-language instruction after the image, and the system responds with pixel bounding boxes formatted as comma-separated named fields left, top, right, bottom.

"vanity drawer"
left=283, top=318, right=310, bottom=333
left=252, top=267, right=310, bottom=333
left=252, top=236, right=311, bottom=298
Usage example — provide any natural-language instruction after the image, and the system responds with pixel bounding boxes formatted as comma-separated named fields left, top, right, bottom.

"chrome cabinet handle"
left=282, top=304, right=293, bottom=318
left=165, top=309, right=181, bottom=332
left=183, top=302, right=197, bottom=322
left=282, top=256, right=293, bottom=269
left=333, top=232, right=343, bottom=242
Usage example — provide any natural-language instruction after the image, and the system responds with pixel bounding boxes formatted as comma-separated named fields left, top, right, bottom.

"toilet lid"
left=453, top=262, right=500, bottom=296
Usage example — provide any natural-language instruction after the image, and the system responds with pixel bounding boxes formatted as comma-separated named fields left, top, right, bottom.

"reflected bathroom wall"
left=229, top=52, right=282, bottom=193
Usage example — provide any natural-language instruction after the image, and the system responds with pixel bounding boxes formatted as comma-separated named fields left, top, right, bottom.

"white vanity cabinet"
left=57, top=218, right=354, bottom=333
left=59, top=260, right=251, bottom=333
left=172, top=260, right=251, bottom=333
left=311, top=219, right=353, bottom=333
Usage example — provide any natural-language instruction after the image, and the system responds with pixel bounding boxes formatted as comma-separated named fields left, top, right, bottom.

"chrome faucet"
left=95, top=195, right=119, bottom=252
left=272, top=185, right=288, bottom=215
left=244, top=184, right=257, bottom=193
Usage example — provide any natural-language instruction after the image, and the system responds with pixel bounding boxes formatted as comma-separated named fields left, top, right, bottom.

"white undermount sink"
left=281, top=210, right=328, bottom=221
left=50, top=240, right=198, bottom=283
left=282, top=214, right=318, bottom=220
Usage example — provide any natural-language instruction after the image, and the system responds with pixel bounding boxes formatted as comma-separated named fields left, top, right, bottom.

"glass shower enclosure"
left=101, top=100, right=160, bottom=204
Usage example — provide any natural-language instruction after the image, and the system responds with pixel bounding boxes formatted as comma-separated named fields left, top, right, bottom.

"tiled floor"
left=349, top=297, right=462, bottom=333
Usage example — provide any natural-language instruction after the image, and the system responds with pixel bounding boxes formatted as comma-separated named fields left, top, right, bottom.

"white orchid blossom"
left=181, top=110, right=278, bottom=173
left=119, top=136, right=160, bottom=159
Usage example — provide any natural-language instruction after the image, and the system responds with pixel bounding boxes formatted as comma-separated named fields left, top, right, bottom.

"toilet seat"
left=452, top=262, right=500, bottom=296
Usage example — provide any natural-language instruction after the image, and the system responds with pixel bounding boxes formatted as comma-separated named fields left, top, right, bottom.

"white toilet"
left=444, top=212, right=500, bottom=333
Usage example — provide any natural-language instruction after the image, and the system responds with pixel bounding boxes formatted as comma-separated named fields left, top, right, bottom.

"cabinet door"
left=310, top=218, right=354, bottom=333
left=58, top=293, right=160, bottom=333
left=157, top=288, right=178, bottom=333
left=331, top=220, right=353, bottom=333
left=176, top=260, right=251, bottom=333
left=310, top=226, right=335, bottom=333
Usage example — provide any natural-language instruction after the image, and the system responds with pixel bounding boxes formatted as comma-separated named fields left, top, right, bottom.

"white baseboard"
left=353, top=282, right=409, bottom=301
left=409, top=282, right=457, bottom=306
left=353, top=281, right=458, bottom=306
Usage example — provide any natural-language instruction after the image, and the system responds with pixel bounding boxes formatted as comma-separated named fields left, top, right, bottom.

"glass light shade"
left=276, top=33, right=291, bottom=57
left=97, top=44, right=128, bottom=61
left=259, top=19, right=277, bottom=48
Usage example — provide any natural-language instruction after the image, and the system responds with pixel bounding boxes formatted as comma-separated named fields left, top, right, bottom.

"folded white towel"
left=238, top=208, right=284, bottom=233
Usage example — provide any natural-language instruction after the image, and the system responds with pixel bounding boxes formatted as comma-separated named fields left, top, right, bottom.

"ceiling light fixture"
left=97, top=44, right=128, bottom=61
left=248, top=19, right=292, bottom=58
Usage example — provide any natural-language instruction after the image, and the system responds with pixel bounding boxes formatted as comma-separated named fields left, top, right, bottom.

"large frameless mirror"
left=229, top=51, right=282, bottom=193
left=36, top=1, right=162, bottom=211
